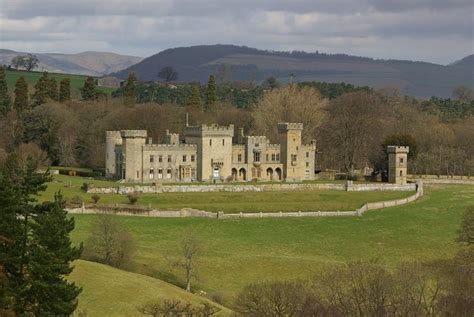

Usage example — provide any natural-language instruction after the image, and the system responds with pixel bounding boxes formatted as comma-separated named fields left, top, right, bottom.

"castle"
left=105, top=123, right=317, bottom=183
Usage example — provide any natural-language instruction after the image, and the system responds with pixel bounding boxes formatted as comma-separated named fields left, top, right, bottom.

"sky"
left=0, top=0, right=472, bottom=65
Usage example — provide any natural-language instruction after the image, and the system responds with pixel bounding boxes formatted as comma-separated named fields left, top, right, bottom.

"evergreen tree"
left=47, top=77, right=58, bottom=101
left=187, top=85, right=202, bottom=111
left=123, top=73, right=137, bottom=106
left=33, top=72, right=49, bottom=106
left=206, top=75, right=217, bottom=110
left=59, top=78, right=71, bottom=103
left=0, top=65, right=11, bottom=115
left=81, top=77, right=97, bottom=100
left=14, top=77, right=29, bottom=113
left=27, top=193, right=82, bottom=316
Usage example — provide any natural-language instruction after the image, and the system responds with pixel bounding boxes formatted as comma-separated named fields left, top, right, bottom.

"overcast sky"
left=0, top=0, right=472, bottom=64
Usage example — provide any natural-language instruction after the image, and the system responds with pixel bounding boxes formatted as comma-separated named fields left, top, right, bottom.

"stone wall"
left=71, top=181, right=423, bottom=219
left=87, top=182, right=415, bottom=194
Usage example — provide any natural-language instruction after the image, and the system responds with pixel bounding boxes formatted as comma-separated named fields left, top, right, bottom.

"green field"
left=69, top=184, right=474, bottom=309
left=70, top=260, right=231, bottom=316
left=41, top=174, right=412, bottom=212
left=5, top=69, right=115, bottom=96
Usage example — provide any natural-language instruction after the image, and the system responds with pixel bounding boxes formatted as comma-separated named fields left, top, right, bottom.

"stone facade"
left=105, top=123, right=317, bottom=183
left=388, top=146, right=409, bottom=184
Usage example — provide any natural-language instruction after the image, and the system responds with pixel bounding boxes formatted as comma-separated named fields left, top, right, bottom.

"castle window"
left=191, top=155, right=195, bottom=162
left=306, top=162, right=309, bottom=167
left=167, top=155, right=172, bottom=162
left=159, top=155, right=163, bottom=163
left=150, top=155, right=154, bottom=163
left=276, top=154, right=280, bottom=161
left=306, top=152, right=309, bottom=158
left=255, top=143, right=259, bottom=147
left=210, top=139, right=212, bottom=146
left=272, top=153, right=275, bottom=161
left=158, top=168, right=163, bottom=179
left=253, top=151, right=260, bottom=162
left=291, top=154, right=297, bottom=162
left=238, top=154, right=242, bottom=162
left=400, top=170, right=403, bottom=177
left=257, top=169, right=261, bottom=178
left=182, top=155, right=187, bottom=162
left=400, top=157, right=404, bottom=164
left=266, top=154, right=269, bottom=161
left=222, top=139, right=225, bottom=146
left=167, top=168, right=172, bottom=179
left=149, top=168, right=154, bottom=179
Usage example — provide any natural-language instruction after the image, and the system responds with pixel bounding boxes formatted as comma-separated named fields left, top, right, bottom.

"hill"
left=112, top=44, right=473, bottom=98
left=69, top=260, right=231, bottom=316
left=0, top=49, right=143, bottom=76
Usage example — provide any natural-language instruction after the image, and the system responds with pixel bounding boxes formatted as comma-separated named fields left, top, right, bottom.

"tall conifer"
left=47, top=77, right=58, bottom=101
left=0, top=65, right=11, bottom=115
left=206, top=75, right=217, bottom=110
left=33, top=72, right=49, bottom=106
left=123, top=73, right=137, bottom=106
left=14, top=77, right=29, bottom=113
left=81, top=77, right=97, bottom=100
left=59, top=78, right=71, bottom=103
left=187, top=85, right=202, bottom=111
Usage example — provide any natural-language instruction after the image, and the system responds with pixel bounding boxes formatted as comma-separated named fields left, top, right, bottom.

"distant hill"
left=112, top=44, right=473, bottom=98
left=0, top=49, right=143, bottom=76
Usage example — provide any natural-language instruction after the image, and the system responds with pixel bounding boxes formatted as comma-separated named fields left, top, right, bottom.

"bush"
left=70, top=195, right=83, bottom=206
left=127, top=192, right=140, bottom=204
left=91, top=194, right=100, bottom=204
left=81, top=183, right=89, bottom=192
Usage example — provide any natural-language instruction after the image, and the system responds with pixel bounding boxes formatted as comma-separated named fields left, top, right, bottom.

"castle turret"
left=105, top=131, right=122, bottom=178
left=278, top=123, right=304, bottom=181
left=165, top=129, right=180, bottom=145
left=121, top=130, right=147, bottom=182
left=387, top=146, right=409, bottom=184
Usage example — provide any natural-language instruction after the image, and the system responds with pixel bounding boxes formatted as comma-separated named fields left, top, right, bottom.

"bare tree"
left=83, top=213, right=135, bottom=268
left=252, top=85, right=327, bottom=142
left=11, top=56, right=24, bottom=70
left=158, top=66, right=178, bottom=83
left=174, top=233, right=200, bottom=292
left=22, top=54, right=39, bottom=72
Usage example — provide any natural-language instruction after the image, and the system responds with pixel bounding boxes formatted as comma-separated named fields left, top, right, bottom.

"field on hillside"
left=70, top=260, right=231, bottom=316
left=69, top=184, right=474, bottom=309
left=40, top=174, right=412, bottom=212
left=5, top=70, right=115, bottom=97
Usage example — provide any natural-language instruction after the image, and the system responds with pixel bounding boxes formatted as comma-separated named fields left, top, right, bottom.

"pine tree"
left=47, top=77, right=58, bottom=101
left=59, top=78, right=71, bottom=103
left=187, top=85, right=202, bottom=111
left=123, top=73, right=137, bottom=106
left=206, top=75, right=217, bottom=110
left=14, top=77, right=29, bottom=114
left=33, top=72, right=49, bottom=106
left=27, top=192, right=82, bottom=316
left=0, top=65, right=11, bottom=115
left=82, top=77, right=97, bottom=100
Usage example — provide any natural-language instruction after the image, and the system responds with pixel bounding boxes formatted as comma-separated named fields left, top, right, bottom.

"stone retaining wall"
left=87, top=182, right=415, bottom=194
left=69, top=182, right=423, bottom=219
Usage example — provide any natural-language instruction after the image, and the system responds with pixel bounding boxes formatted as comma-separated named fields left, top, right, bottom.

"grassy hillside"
left=69, top=184, right=474, bottom=307
left=70, top=260, right=231, bottom=316
left=5, top=70, right=115, bottom=97
left=40, top=174, right=412, bottom=212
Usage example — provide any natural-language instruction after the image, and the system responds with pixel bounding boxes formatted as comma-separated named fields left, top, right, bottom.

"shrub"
left=127, top=192, right=140, bottom=205
left=70, top=195, right=83, bottom=206
left=81, top=183, right=89, bottom=192
left=91, top=194, right=100, bottom=204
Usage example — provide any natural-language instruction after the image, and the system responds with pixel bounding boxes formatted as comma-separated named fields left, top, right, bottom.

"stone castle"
left=105, top=123, right=317, bottom=183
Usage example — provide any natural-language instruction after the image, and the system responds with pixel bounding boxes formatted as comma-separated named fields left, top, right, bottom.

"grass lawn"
left=69, top=184, right=474, bottom=308
left=70, top=260, right=231, bottom=316
left=5, top=69, right=115, bottom=96
left=40, top=175, right=412, bottom=212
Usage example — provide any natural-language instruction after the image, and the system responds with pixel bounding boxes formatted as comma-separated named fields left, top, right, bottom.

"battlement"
left=143, top=144, right=197, bottom=150
left=277, top=122, right=303, bottom=132
left=267, top=144, right=281, bottom=149
left=106, top=131, right=122, bottom=138
left=387, top=146, right=409, bottom=154
left=120, top=130, right=147, bottom=138
left=185, top=124, right=234, bottom=137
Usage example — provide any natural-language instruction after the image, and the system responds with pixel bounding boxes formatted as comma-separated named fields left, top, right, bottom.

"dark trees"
left=81, top=77, right=97, bottom=101
left=59, top=78, right=71, bottom=103
left=158, top=66, right=178, bottom=82
left=14, top=77, right=29, bottom=113
left=22, top=54, right=39, bottom=72
left=206, top=75, right=217, bottom=110
left=0, top=66, right=11, bottom=116
left=123, top=73, right=137, bottom=106
left=33, top=72, right=49, bottom=106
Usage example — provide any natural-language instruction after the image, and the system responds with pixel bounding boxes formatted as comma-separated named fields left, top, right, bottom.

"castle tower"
left=185, top=124, right=234, bottom=181
left=387, top=146, right=409, bottom=184
left=105, top=131, right=122, bottom=178
left=121, top=130, right=147, bottom=182
left=165, top=129, right=180, bottom=145
left=278, top=123, right=304, bottom=181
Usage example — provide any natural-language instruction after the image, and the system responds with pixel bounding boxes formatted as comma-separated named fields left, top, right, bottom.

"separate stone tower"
left=278, top=123, right=304, bottom=181
left=387, top=146, right=409, bottom=184
left=105, top=131, right=122, bottom=178
left=121, top=130, right=147, bottom=182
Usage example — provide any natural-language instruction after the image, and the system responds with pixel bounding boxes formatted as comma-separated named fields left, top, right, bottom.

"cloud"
left=0, top=0, right=472, bottom=64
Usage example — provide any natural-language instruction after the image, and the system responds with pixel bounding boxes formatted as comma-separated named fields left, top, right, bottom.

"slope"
left=69, top=260, right=231, bottom=316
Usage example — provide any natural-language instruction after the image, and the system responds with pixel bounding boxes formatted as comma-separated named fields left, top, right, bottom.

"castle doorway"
left=239, top=168, right=247, bottom=181
left=266, top=168, right=274, bottom=180
left=231, top=168, right=238, bottom=181
left=275, top=168, right=282, bottom=180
